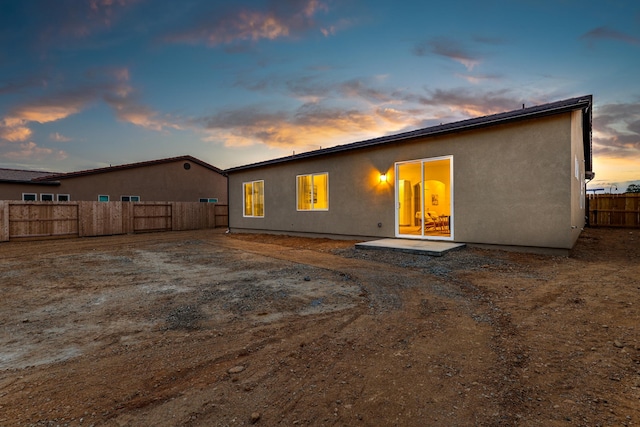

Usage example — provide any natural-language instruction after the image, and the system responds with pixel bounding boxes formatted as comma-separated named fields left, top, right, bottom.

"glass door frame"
left=394, top=155, right=454, bottom=241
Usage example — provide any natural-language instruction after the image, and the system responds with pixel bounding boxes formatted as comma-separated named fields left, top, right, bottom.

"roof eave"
left=33, top=155, right=225, bottom=181
left=225, top=95, right=593, bottom=173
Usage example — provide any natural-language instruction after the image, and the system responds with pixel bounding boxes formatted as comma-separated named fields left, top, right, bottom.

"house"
left=0, top=155, right=227, bottom=204
left=225, top=95, right=593, bottom=253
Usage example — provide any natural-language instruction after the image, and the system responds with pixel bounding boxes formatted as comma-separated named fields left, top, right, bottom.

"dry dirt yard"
left=0, top=228, right=639, bottom=426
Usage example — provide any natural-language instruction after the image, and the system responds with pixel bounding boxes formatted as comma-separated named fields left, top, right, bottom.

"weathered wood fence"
left=588, top=194, right=640, bottom=228
left=0, top=201, right=228, bottom=241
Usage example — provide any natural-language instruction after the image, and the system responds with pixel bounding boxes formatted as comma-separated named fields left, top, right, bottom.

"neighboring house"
left=0, top=168, right=61, bottom=201
left=226, top=95, right=594, bottom=253
left=0, top=155, right=227, bottom=203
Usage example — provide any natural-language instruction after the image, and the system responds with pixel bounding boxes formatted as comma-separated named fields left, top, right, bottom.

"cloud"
left=39, top=0, right=139, bottom=40
left=320, top=18, right=352, bottom=37
left=413, top=37, right=482, bottom=71
left=2, top=141, right=67, bottom=161
left=0, top=66, right=181, bottom=145
left=284, top=76, right=331, bottom=102
left=50, top=132, right=72, bottom=142
left=7, top=86, right=100, bottom=124
left=164, top=0, right=329, bottom=47
left=455, top=73, right=502, bottom=85
left=0, top=120, right=32, bottom=142
left=339, top=79, right=397, bottom=103
left=592, top=101, right=640, bottom=157
left=581, top=26, right=640, bottom=47
left=0, top=0, right=141, bottom=56
left=237, top=74, right=401, bottom=105
left=200, top=80, right=541, bottom=150
left=103, top=86, right=183, bottom=132
left=0, top=86, right=100, bottom=145
left=0, top=75, right=48, bottom=96
left=200, top=102, right=414, bottom=149
left=414, top=88, right=526, bottom=117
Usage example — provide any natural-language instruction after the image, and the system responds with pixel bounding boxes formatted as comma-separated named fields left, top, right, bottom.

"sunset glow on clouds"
left=0, top=0, right=638, bottom=191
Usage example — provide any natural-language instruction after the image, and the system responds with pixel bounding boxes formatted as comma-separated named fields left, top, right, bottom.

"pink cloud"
left=10, top=105, right=83, bottom=124
left=0, top=67, right=180, bottom=143
left=103, top=88, right=182, bottom=131
left=2, top=141, right=67, bottom=161
left=165, top=0, right=330, bottom=46
left=200, top=103, right=414, bottom=149
left=50, top=132, right=72, bottom=142
left=0, top=122, right=32, bottom=142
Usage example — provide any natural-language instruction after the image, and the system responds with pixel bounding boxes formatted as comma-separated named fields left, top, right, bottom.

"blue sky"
left=1, top=0, right=639, bottom=192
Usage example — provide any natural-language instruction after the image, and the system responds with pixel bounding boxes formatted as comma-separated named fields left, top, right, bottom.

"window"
left=57, top=194, right=70, bottom=201
left=243, top=180, right=264, bottom=217
left=121, top=196, right=140, bottom=202
left=199, top=198, right=218, bottom=203
left=40, top=194, right=54, bottom=201
left=98, top=195, right=109, bottom=202
left=22, top=193, right=36, bottom=201
left=297, top=172, right=328, bottom=211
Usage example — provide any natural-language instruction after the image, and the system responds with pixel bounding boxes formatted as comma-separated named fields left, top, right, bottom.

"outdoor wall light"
left=379, top=173, right=387, bottom=183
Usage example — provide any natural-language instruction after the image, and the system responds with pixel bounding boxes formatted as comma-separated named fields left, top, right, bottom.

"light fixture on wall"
left=379, top=173, right=387, bottom=183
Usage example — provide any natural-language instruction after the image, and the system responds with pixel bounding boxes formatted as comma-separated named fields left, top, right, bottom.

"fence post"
left=0, top=201, right=8, bottom=242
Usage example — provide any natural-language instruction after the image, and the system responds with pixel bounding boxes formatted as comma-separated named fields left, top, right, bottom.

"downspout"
left=225, top=172, right=230, bottom=233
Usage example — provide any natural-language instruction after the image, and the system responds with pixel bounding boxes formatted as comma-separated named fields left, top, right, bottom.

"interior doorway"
left=395, top=156, right=453, bottom=240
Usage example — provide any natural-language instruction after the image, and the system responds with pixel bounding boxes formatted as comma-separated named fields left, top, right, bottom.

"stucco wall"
left=229, top=112, right=584, bottom=249
left=0, top=160, right=227, bottom=203
left=570, top=109, right=587, bottom=245
left=0, top=183, right=62, bottom=201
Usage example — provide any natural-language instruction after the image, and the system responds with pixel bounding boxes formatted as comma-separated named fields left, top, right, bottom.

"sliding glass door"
left=396, top=156, right=453, bottom=240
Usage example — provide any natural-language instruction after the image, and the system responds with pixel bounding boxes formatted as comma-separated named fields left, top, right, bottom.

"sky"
left=0, top=0, right=639, bottom=193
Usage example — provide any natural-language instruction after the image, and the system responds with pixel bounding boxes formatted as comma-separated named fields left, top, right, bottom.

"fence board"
left=214, top=203, right=229, bottom=228
left=0, top=201, right=228, bottom=241
left=588, top=194, right=640, bottom=228
left=133, top=203, right=172, bottom=233
left=173, top=202, right=202, bottom=231
left=79, top=201, right=124, bottom=236
left=9, top=202, right=79, bottom=239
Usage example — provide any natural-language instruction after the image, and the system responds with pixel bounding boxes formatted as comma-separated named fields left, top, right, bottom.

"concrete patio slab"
left=355, top=238, right=466, bottom=257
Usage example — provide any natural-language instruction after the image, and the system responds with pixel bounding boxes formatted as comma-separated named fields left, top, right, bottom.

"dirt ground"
left=0, top=228, right=639, bottom=427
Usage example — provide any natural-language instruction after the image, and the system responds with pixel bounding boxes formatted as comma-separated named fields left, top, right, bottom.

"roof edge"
left=226, top=95, right=593, bottom=173
left=33, top=155, right=225, bottom=181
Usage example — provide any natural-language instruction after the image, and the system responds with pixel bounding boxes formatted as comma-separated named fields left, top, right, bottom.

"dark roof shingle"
left=0, top=168, right=57, bottom=183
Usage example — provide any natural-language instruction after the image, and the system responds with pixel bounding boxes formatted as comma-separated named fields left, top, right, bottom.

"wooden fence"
left=588, top=194, right=640, bottom=228
left=0, top=201, right=228, bottom=242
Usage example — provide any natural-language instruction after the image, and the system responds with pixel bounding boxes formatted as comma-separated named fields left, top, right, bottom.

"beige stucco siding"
left=229, top=112, right=583, bottom=249
left=453, top=113, right=573, bottom=248
left=56, top=161, right=227, bottom=202
left=0, top=160, right=228, bottom=203
left=570, top=109, right=587, bottom=245
left=0, top=183, right=61, bottom=201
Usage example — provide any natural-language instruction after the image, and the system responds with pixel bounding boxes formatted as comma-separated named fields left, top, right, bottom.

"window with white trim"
left=57, top=194, right=70, bottom=201
left=40, top=193, right=54, bottom=201
left=121, top=195, right=140, bottom=202
left=98, top=195, right=109, bottom=202
left=297, top=172, right=328, bottom=211
left=243, top=180, right=264, bottom=217
left=199, top=198, right=218, bottom=203
left=22, top=193, right=36, bottom=201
